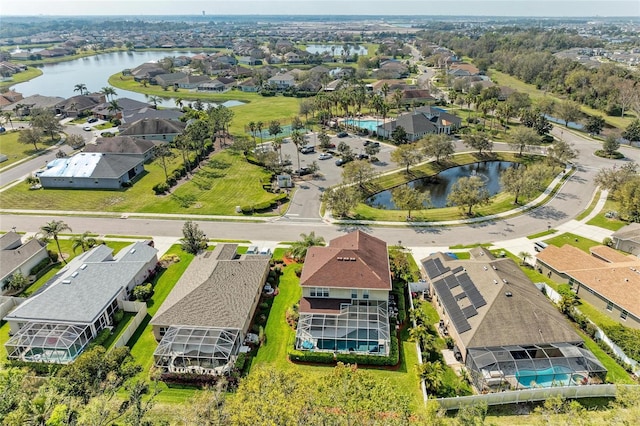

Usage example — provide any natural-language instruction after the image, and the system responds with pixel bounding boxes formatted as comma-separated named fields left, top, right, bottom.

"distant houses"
left=0, top=231, right=48, bottom=292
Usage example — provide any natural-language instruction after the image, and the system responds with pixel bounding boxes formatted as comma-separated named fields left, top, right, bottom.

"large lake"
left=10, top=50, right=241, bottom=107
left=365, top=161, right=517, bottom=209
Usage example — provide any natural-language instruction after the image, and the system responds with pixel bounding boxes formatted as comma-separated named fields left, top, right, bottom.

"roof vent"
left=80, top=264, right=87, bottom=270
left=350, top=257, right=356, bottom=261
left=130, top=248, right=136, bottom=254
left=483, top=266, right=488, bottom=271
left=337, top=257, right=343, bottom=261
left=492, top=265, right=497, bottom=270
left=71, top=271, right=79, bottom=278
left=505, top=292, right=512, bottom=297
left=62, top=279, right=72, bottom=284
left=493, top=279, right=498, bottom=285
left=503, top=279, right=508, bottom=284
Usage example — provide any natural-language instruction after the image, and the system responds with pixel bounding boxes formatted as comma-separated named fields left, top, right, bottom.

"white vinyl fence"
left=111, top=300, right=147, bottom=349
left=0, top=296, right=25, bottom=319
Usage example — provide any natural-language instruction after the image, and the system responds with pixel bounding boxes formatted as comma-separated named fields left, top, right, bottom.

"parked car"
left=295, top=167, right=312, bottom=176
left=357, top=153, right=369, bottom=160
left=318, top=152, right=333, bottom=160
left=335, top=158, right=352, bottom=166
left=367, top=141, right=380, bottom=147
left=336, top=131, right=348, bottom=138
left=87, top=117, right=98, bottom=123
left=83, top=126, right=92, bottom=131
left=300, top=145, right=315, bottom=154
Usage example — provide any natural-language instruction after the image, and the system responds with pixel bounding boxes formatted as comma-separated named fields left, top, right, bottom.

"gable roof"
left=119, top=118, right=186, bottom=136
left=39, top=153, right=143, bottom=179
left=424, top=252, right=582, bottom=350
left=611, top=223, right=640, bottom=244
left=151, top=244, right=270, bottom=330
left=0, top=238, right=47, bottom=282
left=380, top=113, right=438, bottom=136
left=5, top=242, right=157, bottom=324
left=536, top=244, right=640, bottom=318
left=300, top=231, right=391, bottom=291
left=84, top=136, right=158, bottom=155
left=0, top=231, right=22, bottom=250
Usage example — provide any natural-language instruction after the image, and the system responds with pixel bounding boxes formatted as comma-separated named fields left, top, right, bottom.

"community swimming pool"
left=343, top=119, right=381, bottom=132
left=515, top=365, right=573, bottom=388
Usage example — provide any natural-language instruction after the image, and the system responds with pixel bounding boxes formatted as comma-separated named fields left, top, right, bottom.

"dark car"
left=0, top=127, right=5, bottom=133
left=336, top=131, right=348, bottom=138
left=295, top=167, right=311, bottom=176
left=87, top=117, right=98, bottom=123
left=335, top=157, right=352, bottom=166
left=357, top=153, right=369, bottom=160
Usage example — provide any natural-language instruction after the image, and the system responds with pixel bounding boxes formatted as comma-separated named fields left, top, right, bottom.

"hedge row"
left=288, top=330, right=399, bottom=366
left=601, top=324, right=640, bottom=363
left=29, top=257, right=52, bottom=277
left=160, top=372, right=239, bottom=388
left=6, top=360, right=64, bottom=375
left=240, top=192, right=289, bottom=214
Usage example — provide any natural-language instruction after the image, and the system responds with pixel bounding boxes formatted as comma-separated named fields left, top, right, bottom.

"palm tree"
left=2, top=112, right=13, bottom=129
left=518, top=251, right=531, bottom=266
left=248, top=121, right=257, bottom=147
left=290, top=130, right=304, bottom=171
left=287, top=232, right=325, bottom=261
left=417, top=361, right=445, bottom=394
left=256, top=121, right=264, bottom=144
left=100, top=86, right=117, bottom=101
left=146, top=95, right=162, bottom=109
left=73, top=83, right=88, bottom=95
left=107, top=99, right=122, bottom=120
left=40, top=220, right=71, bottom=264
left=175, top=97, right=184, bottom=110
left=72, top=231, right=99, bottom=253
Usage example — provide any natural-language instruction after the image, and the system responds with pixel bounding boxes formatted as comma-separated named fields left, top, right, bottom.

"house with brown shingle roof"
left=151, top=244, right=270, bottom=375
left=536, top=244, right=640, bottom=329
left=295, top=231, right=393, bottom=356
left=424, top=248, right=606, bottom=392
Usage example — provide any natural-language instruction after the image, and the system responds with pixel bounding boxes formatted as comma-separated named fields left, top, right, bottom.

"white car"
left=83, top=126, right=92, bottom=131
left=318, top=152, right=333, bottom=160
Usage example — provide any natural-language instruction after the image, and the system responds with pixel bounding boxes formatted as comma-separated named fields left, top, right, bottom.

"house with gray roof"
left=38, top=152, right=145, bottom=190
left=119, top=117, right=186, bottom=142
left=422, top=248, right=606, bottom=392
left=91, top=97, right=151, bottom=121
left=610, top=223, right=640, bottom=256
left=121, top=107, right=183, bottom=125
left=0, top=231, right=48, bottom=292
left=377, top=107, right=462, bottom=141
left=4, top=241, right=157, bottom=364
left=7, top=95, right=65, bottom=116
left=54, top=94, right=105, bottom=118
left=151, top=244, right=270, bottom=375
left=83, top=136, right=160, bottom=162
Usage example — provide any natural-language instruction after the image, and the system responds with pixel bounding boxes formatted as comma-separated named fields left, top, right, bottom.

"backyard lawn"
left=0, top=130, right=60, bottom=169
left=1, top=149, right=284, bottom=216
left=543, top=232, right=601, bottom=253
left=251, top=257, right=425, bottom=410
left=0, top=67, right=42, bottom=90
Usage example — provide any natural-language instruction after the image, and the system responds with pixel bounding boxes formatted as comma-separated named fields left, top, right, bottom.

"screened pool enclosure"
left=295, top=301, right=391, bottom=356
left=153, top=326, right=242, bottom=375
left=466, top=343, right=607, bottom=392
left=5, top=323, right=93, bottom=364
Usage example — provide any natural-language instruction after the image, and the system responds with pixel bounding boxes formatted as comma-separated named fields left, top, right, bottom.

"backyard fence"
left=537, top=283, right=639, bottom=375
left=435, top=384, right=629, bottom=410
left=112, top=300, right=147, bottom=349
left=0, top=296, right=25, bottom=319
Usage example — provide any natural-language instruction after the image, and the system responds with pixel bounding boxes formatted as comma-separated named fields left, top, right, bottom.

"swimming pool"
left=516, top=365, right=573, bottom=388
left=343, top=119, right=381, bottom=132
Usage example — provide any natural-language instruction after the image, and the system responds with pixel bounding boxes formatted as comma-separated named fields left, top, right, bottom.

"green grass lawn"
left=527, top=229, right=558, bottom=239
left=575, top=328, right=635, bottom=384
left=586, top=198, right=628, bottom=231
left=543, top=232, right=601, bottom=253
left=575, top=189, right=601, bottom=221
left=488, top=69, right=635, bottom=130
left=251, top=259, right=425, bottom=410
left=0, top=67, right=43, bottom=90
left=0, top=130, right=60, bottom=169
left=1, top=150, right=284, bottom=216
left=108, top=74, right=300, bottom=136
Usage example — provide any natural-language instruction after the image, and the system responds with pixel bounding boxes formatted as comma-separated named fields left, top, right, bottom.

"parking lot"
left=270, top=130, right=398, bottom=221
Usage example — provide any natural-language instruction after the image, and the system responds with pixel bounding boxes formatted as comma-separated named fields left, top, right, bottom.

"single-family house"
left=267, top=72, right=296, bottom=90
left=0, top=231, right=48, bottom=292
left=423, top=248, right=606, bottom=392
left=4, top=241, right=158, bottom=364
left=83, top=136, right=160, bottom=162
left=238, top=77, right=260, bottom=92
left=119, top=118, right=186, bottom=142
left=448, top=63, right=480, bottom=77
left=153, top=72, right=188, bottom=88
left=295, top=231, right=393, bottom=357
left=54, top=94, right=105, bottom=118
left=284, top=52, right=302, bottom=63
left=175, top=74, right=211, bottom=89
left=610, top=223, right=640, bottom=256
left=130, top=62, right=166, bottom=82
left=238, top=56, right=262, bottom=66
left=536, top=244, right=640, bottom=329
left=38, top=153, right=145, bottom=190
left=7, top=95, right=64, bottom=116
left=91, top=97, right=151, bottom=121
left=151, top=244, right=270, bottom=375
left=121, top=107, right=183, bottom=124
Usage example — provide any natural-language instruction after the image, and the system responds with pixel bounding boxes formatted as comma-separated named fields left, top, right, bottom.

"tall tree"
left=602, top=134, right=621, bottom=156
left=616, top=79, right=637, bottom=118
left=100, top=86, right=117, bottom=101
left=73, top=83, right=88, bottom=95
left=145, top=95, right=162, bottom=109
left=463, top=132, right=492, bottom=155
left=153, top=143, right=174, bottom=181
left=547, top=139, right=578, bottom=165
left=417, top=361, right=446, bottom=395
left=18, top=127, right=43, bottom=150
left=31, top=108, right=62, bottom=141
left=585, top=115, right=606, bottom=135
left=391, top=144, right=422, bottom=173
left=391, top=185, right=429, bottom=220
left=447, top=175, right=490, bottom=215
left=107, top=99, right=122, bottom=119
left=323, top=186, right=359, bottom=218
left=342, top=160, right=374, bottom=193
left=618, top=177, right=640, bottom=223
left=555, top=100, right=581, bottom=127
left=391, top=125, right=408, bottom=145
left=508, top=126, right=540, bottom=156
left=594, top=162, right=638, bottom=195
left=39, top=220, right=71, bottom=264
left=421, top=134, right=455, bottom=163
left=180, top=221, right=207, bottom=254
left=290, top=130, right=304, bottom=171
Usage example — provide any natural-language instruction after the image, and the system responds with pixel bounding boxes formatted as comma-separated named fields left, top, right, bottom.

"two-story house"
left=295, top=231, right=392, bottom=356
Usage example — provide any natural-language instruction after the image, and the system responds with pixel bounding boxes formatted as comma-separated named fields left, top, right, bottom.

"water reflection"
left=366, top=161, right=517, bottom=209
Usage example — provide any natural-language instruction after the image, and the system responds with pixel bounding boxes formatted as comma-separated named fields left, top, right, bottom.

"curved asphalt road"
left=1, top=126, right=638, bottom=247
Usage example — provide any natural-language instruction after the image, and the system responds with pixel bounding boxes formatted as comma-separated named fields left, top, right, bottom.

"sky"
left=1, top=0, right=639, bottom=18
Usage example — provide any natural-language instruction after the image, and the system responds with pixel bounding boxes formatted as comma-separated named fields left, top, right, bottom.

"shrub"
left=445, top=337, right=455, bottom=349
left=153, top=182, right=169, bottom=194
left=7, top=360, right=63, bottom=375
left=240, top=205, right=254, bottom=214
left=166, top=176, right=177, bottom=186
left=259, top=302, right=270, bottom=311
left=160, top=372, right=238, bottom=389
left=235, top=352, right=247, bottom=371
left=113, top=309, right=124, bottom=324
left=133, top=283, right=153, bottom=301
left=47, top=250, right=59, bottom=263
left=29, top=257, right=52, bottom=276
left=293, top=264, right=303, bottom=277
left=172, top=170, right=182, bottom=181
left=87, top=328, right=112, bottom=349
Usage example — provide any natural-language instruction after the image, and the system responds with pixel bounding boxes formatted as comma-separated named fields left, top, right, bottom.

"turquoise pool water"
left=343, top=119, right=380, bottom=132
left=516, top=365, right=572, bottom=388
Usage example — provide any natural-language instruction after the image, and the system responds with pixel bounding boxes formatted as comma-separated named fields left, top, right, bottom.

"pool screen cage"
left=295, top=300, right=391, bottom=356
left=153, top=326, right=241, bottom=375
left=466, top=342, right=607, bottom=392
left=5, top=322, right=93, bottom=364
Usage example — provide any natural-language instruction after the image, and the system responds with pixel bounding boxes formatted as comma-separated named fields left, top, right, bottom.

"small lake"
left=305, top=44, right=368, bottom=56
left=365, top=161, right=517, bottom=209
left=10, top=50, right=243, bottom=107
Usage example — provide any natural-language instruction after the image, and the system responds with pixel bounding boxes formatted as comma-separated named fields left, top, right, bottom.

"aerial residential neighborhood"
left=0, top=3, right=639, bottom=425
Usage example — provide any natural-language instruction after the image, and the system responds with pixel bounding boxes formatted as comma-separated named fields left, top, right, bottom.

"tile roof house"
left=83, top=136, right=160, bottom=162
left=4, top=241, right=158, bottom=364
left=38, top=152, right=145, bottom=190
left=295, top=231, right=393, bottom=356
left=610, top=223, right=640, bottom=256
left=119, top=117, right=186, bottom=142
left=423, top=248, right=606, bottom=392
left=0, top=231, right=48, bottom=292
left=151, top=244, right=270, bottom=375
left=536, top=244, right=640, bottom=329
